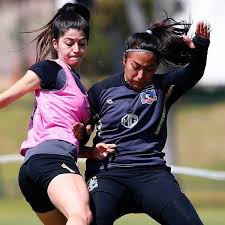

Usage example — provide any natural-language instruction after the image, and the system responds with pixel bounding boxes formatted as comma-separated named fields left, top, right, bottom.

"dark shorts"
left=86, top=166, right=204, bottom=225
left=18, top=154, right=81, bottom=213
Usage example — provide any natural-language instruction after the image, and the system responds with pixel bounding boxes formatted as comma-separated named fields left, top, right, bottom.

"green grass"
left=0, top=198, right=40, bottom=225
left=0, top=198, right=225, bottom=225
left=0, top=91, right=225, bottom=225
left=0, top=95, right=33, bottom=154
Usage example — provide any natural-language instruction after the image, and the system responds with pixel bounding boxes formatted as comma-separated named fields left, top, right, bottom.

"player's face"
left=53, top=28, right=88, bottom=70
left=123, top=51, right=158, bottom=91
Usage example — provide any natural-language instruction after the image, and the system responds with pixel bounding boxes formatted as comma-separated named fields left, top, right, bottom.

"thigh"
left=18, top=161, right=55, bottom=213
left=117, top=190, right=141, bottom=217
left=132, top=168, right=204, bottom=225
left=87, top=175, right=126, bottom=225
left=47, top=173, right=91, bottom=218
left=132, top=168, right=184, bottom=221
left=19, top=153, right=85, bottom=215
left=160, top=194, right=204, bottom=225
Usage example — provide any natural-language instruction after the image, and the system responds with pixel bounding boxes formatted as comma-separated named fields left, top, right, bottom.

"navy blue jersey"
left=86, top=36, right=210, bottom=172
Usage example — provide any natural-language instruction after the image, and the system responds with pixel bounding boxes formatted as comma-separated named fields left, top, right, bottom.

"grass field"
left=0, top=89, right=225, bottom=224
left=0, top=161, right=224, bottom=225
left=0, top=198, right=225, bottom=225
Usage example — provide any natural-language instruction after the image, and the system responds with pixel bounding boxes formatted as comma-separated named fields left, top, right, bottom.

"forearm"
left=166, top=35, right=210, bottom=104
left=78, top=146, right=92, bottom=158
left=170, top=36, right=210, bottom=91
left=185, top=36, right=210, bottom=82
left=78, top=146, right=97, bottom=159
left=0, top=70, right=40, bottom=109
left=0, top=92, right=13, bottom=109
left=78, top=142, right=116, bottom=160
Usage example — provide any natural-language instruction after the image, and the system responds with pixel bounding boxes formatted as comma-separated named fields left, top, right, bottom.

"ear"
left=52, top=39, right=58, bottom=51
left=122, top=54, right=126, bottom=66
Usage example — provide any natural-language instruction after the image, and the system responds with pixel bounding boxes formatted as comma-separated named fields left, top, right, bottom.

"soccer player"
left=0, top=3, right=115, bottom=225
left=84, top=18, right=210, bottom=225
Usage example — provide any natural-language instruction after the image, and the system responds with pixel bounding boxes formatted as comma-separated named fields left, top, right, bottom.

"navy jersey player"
left=77, top=18, right=210, bottom=225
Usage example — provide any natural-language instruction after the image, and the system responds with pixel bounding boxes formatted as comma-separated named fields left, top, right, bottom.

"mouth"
left=68, top=56, right=83, bottom=64
left=70, top=56, right=81, bottom=60
left=133, top=81, right=143, bottom=86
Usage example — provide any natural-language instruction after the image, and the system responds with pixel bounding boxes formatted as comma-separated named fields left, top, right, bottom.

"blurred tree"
left=82, top=0, right=129, bottom=85
left=81, top=0, right=155, bottom=87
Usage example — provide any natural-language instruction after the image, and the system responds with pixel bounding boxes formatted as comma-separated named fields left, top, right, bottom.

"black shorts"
left=18, top=154, right=81, bottom=213
left=86, top=166, right=203, bottom=225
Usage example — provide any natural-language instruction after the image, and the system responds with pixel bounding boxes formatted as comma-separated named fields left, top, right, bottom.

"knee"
left=81, top=209, right=93, bottom=225
left=79, top=209, right=93, bottom=225
left=85, top=209, right=93, bottom=225
left=68, top=209, right=93, bottom=225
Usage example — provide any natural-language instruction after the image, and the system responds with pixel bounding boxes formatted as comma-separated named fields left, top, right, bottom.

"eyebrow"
left=132, top=61, right=156, bottom=68
left=64, top=37, right=87, bottom=41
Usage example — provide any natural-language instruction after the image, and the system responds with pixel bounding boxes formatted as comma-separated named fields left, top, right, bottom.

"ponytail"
left=124, top=15, right=192, bottom=67
left=150, top=17, right=191, bottom=66
left=26, top=3, right=90, bottom=62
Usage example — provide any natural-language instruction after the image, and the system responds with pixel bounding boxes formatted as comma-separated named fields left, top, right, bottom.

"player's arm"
left=78, top=143, right=116, bottom=160
left=165, top=21, right=210, bottom=104
left=73, top=84, right=100, bottom=143
left=183, top=21, right=210, bottom=76
left=172, top=21, right=210, bottom=83
left=0, top=70, right=41, bottom=109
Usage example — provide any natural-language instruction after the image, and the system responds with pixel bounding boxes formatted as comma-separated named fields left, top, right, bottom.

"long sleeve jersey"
left=86, top=36, right=210, bottom=173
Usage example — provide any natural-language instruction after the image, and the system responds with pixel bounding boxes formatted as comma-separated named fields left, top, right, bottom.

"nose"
left=136, top=69, right=144, bottom=80
left=73, top=43, right=79, bottom=53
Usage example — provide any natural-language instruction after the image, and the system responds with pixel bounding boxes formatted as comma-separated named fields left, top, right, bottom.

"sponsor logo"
left=61, top=163, right=75, bottom=173
left=121, top=113, right=138, bottom=128
left=140, top=89, right=157, bottom=104
left=106, top=98, right=113, bottom=104
left=87, top=176, right=98, bottom=192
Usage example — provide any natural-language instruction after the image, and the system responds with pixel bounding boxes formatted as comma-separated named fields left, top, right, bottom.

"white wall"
left=175, top=0, right=225, bottom=87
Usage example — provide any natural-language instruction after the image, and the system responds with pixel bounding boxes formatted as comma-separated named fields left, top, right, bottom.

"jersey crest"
left=140, top=89, right=157, bottom=104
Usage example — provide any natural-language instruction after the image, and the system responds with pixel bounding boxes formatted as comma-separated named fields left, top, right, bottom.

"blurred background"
left=0, top=0, right=225, bottom=225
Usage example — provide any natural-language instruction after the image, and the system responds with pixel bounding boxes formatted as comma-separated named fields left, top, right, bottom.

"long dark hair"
left=27, top=3, right=90, bottom=62
left=124, top=16, right=192, bottom=66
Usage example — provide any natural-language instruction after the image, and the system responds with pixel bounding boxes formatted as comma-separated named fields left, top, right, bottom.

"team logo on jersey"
left=140, top=89, right=157, bottom=104
left=106, top=98, right=113, bottom=104
left=87, top=176, right=98, bottom=192
left=121, top=113, right=138, bottom=128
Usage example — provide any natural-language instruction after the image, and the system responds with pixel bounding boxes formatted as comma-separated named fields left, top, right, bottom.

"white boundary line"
left=0, top=154, right=225, bottom=181
left=0, top=154, right=23, bottom=163
left=171, top=166, right=225, bottom=181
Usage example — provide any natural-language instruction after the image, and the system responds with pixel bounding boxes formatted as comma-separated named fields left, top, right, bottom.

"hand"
left=73, top=122, right=93, bottom=140
left=195, top=21, right=210, bottom=40
left=73, top=122, right=85, bottom=140
left=92, top=143, right=116, bottom=160
left=182, top=21, right=210, bottom=49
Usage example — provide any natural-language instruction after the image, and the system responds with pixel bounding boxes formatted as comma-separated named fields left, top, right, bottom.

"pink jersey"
left=20, top=59, right=90, bottom=156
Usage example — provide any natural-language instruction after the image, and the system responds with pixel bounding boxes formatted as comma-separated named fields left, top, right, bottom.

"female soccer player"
left=84, top=18, right=210, bottom=225
left=0, top=3, right=115, bottom=225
